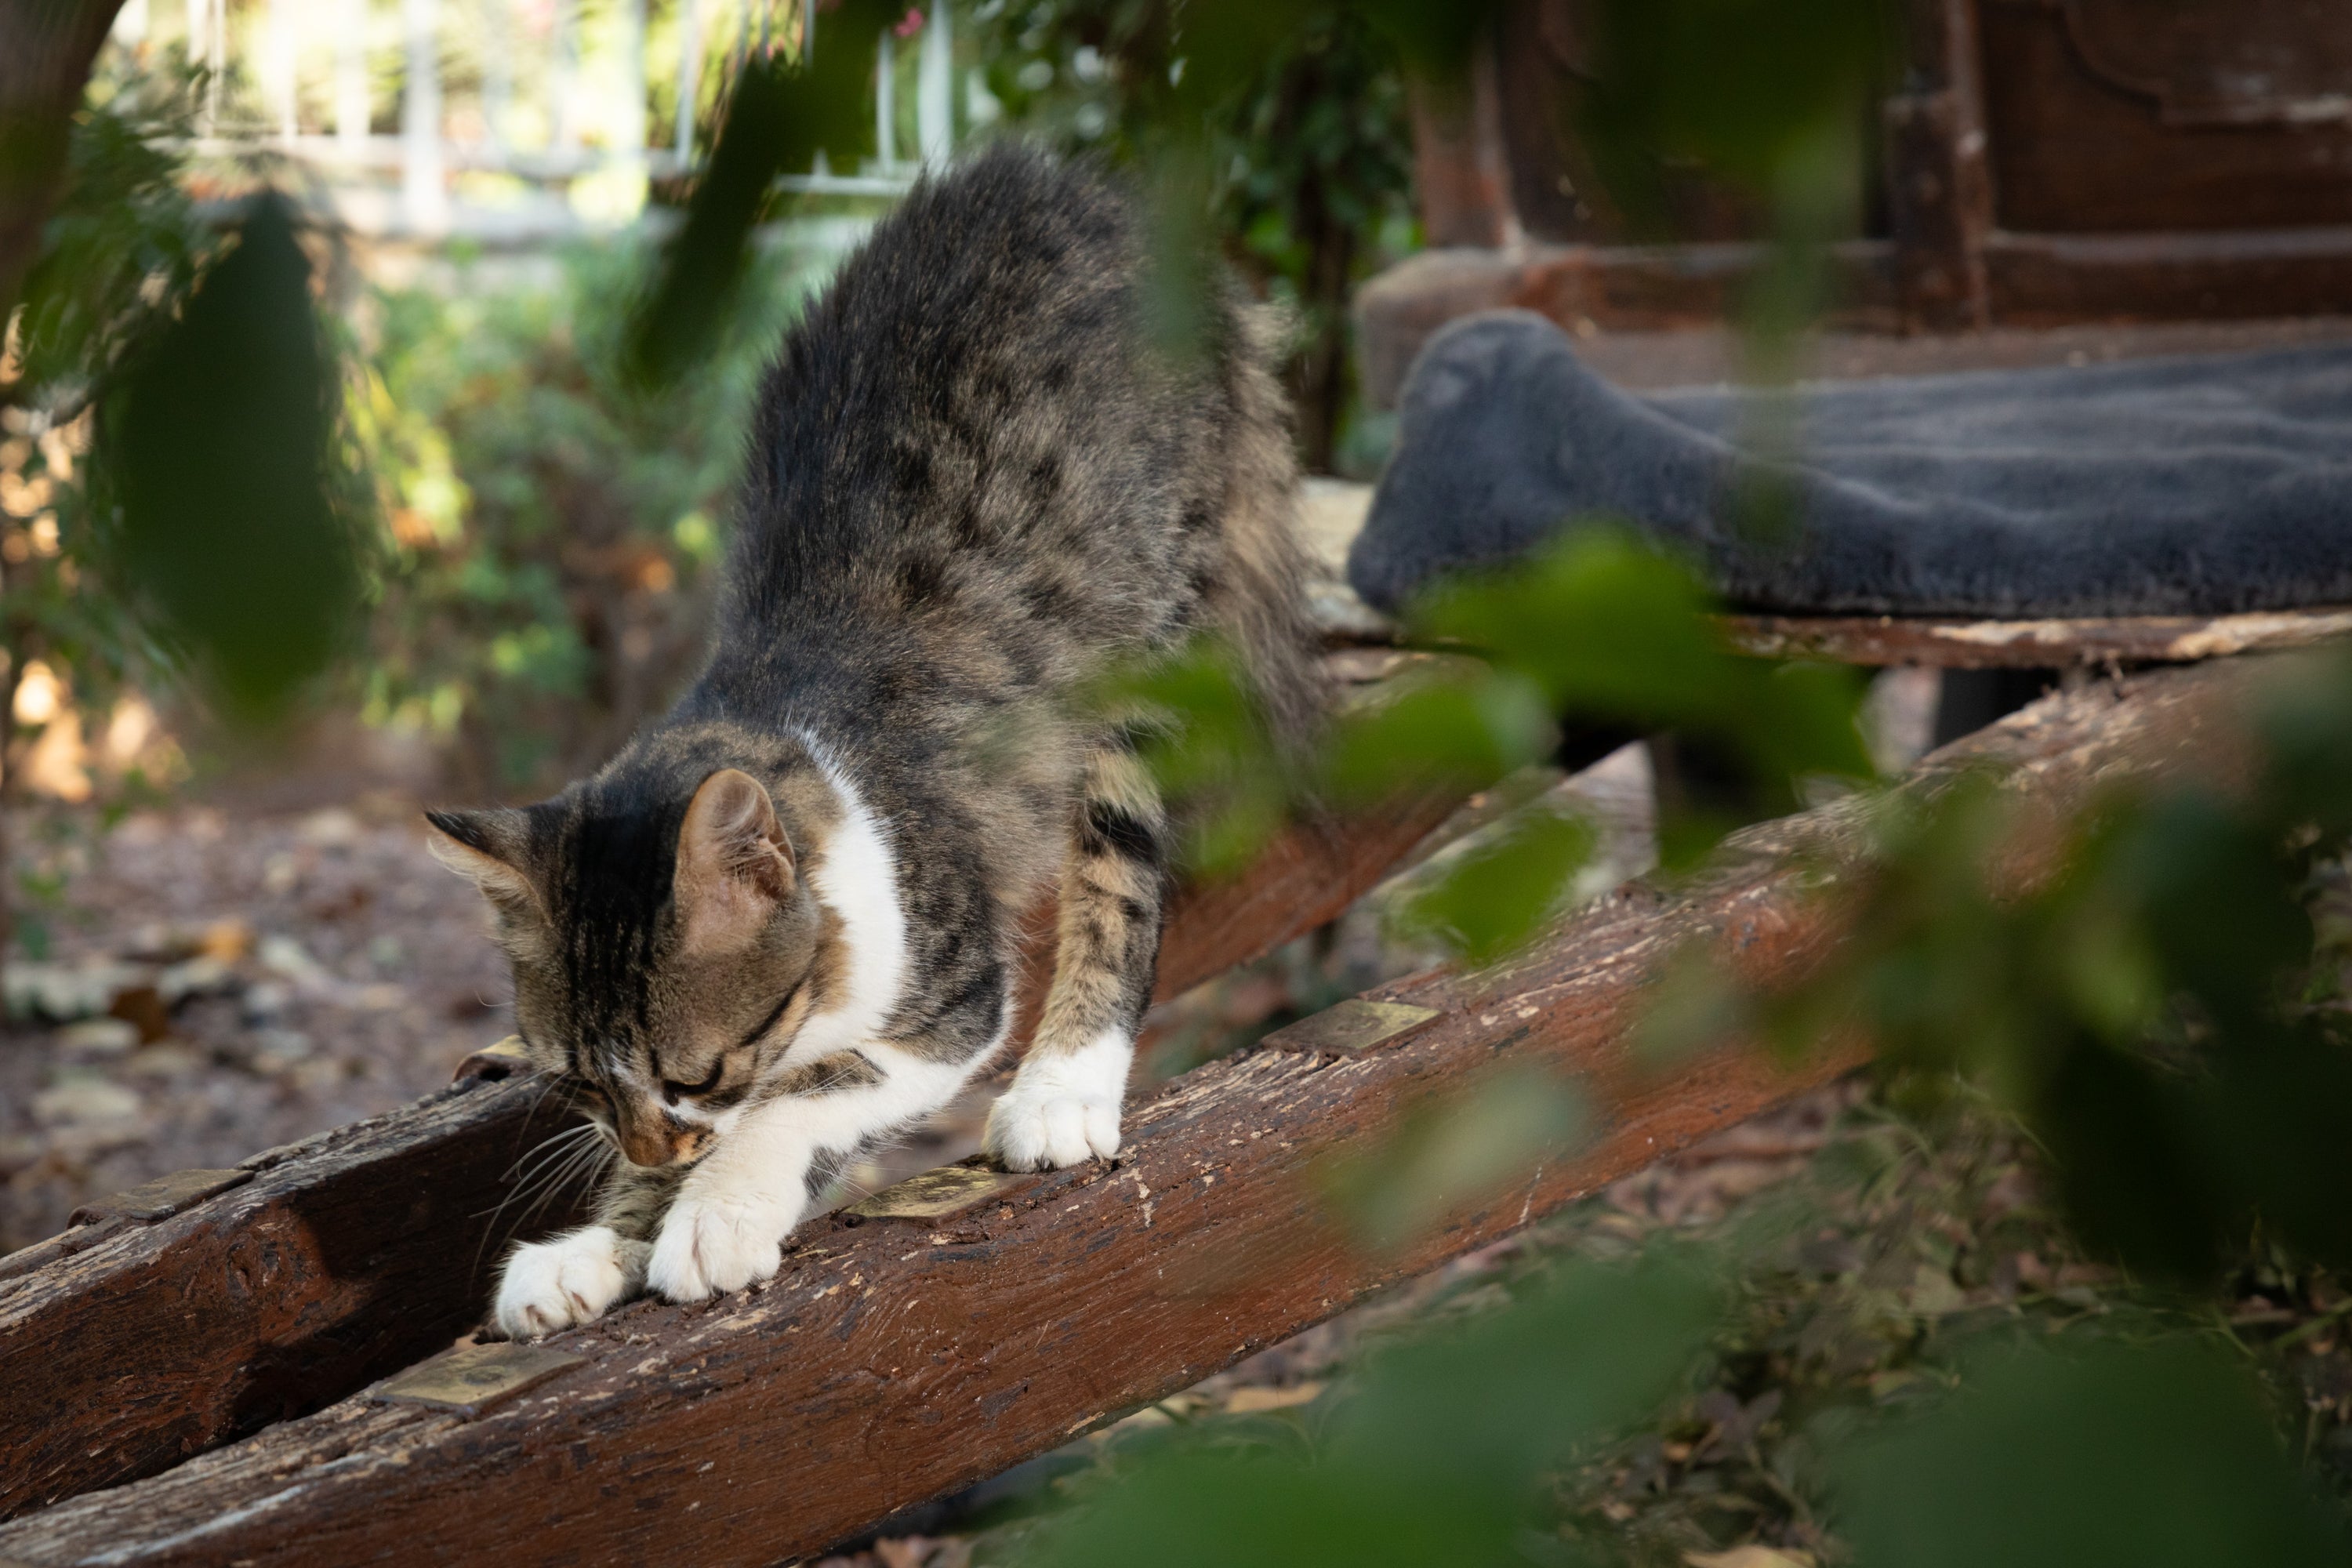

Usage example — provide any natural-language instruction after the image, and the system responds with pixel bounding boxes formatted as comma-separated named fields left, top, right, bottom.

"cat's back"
left=717, top=143, right=1240, bottom=690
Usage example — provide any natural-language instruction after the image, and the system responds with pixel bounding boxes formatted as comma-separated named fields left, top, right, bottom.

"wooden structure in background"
left=1363, top=0, right=2352, bottom=405
left=0, top=659, right=2252, bottom=1567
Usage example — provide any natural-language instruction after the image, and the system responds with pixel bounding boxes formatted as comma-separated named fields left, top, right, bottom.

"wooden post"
left=873, top=25, right=896, bottom=174
left=399, top=0, right=445, bottom=232
left=1405, top=30, right=1522, bottom=251
left=483, top=0, right=513, bottom=151
left=1882, top=0, right=1994, bottom=329
left=333, top=0, right=368, bottom=150
left=916, top=1, right=953, bottom=169
left=263, top=0, right=299, bottom=141
left=673, top=0, right=706, bottom=162
left=0, top=660, right=2252, bottom=1567
left=614, top=0, right=649, bottom=207
left=551, top=0, right=579, bottom=153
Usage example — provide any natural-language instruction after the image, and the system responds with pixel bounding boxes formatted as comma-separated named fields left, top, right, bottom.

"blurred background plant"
left=358, top=236, right=806, bottom=791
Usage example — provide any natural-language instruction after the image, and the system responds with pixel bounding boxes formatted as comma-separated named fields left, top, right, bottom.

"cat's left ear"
left=423, top=807, right=545, bottom=918
left=674, top=768, right=795, bottom=953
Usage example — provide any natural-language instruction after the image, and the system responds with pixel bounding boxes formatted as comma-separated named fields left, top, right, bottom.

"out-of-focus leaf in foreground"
left=1087, top=637, right=1298, bottom=879
left=1025, top=1248, right=1719, bottom=1568
left=626, top=2, right=898, bottom=387
left=1319, top=1062, right=1589, bottom=1254
left=108, top=192, right=360, bottom=718
left=1830, top=1338, right=2350, bottom=1568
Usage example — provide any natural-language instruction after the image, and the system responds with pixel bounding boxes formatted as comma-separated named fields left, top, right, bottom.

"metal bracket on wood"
left=67, top=1168, right=250, bottom=1229
left=1262, top=998, right=1441, bottom=1055
left=371, top=1343, right=585, bottom=1418
left=845, top=1166, right=1035, bottom=1222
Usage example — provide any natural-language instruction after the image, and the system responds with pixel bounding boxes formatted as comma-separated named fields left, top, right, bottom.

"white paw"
left=985, top=1029, right=1131, bottom=1171
left=648, top=1195, right=789, bottom=1302
left=494, top=1225, right=644, bottom=1339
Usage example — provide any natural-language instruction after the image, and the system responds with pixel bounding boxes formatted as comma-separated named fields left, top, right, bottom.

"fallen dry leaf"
left=1223, top=1381, right=1326, bottom=1414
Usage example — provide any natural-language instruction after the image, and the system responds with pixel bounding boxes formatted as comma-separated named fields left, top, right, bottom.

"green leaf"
left=109, top=192, right=361, bottom=718
left=1831, top=1338, right=2350, bottom=1568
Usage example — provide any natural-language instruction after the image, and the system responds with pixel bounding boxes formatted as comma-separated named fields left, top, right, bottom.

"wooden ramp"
left=0, top=744, right=1465, bottom=1522
left=0, top=659, right=2245, bottom=1568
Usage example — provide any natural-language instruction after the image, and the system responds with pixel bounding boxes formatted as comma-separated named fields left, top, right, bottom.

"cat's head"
left=426, top=768, right=833, bottom=1168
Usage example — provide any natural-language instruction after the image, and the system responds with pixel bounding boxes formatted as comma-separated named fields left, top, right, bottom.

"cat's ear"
left=424, top=808, right=545, bottom=919
left=674, top=768, right=795, bottom=953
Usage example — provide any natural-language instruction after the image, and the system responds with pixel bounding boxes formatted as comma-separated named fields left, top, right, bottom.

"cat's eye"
left=661, top=1059, right=726, bottom=1103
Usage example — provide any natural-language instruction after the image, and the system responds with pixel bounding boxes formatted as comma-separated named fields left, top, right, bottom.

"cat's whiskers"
left=470, top=1119, right=611, bottom=1282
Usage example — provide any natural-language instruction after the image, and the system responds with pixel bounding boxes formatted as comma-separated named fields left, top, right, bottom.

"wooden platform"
left=1298, top=479, right=2352, bottom=670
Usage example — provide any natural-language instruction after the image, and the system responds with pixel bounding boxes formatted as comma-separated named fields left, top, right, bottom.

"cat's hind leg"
left=985, top=742, right=1166, bottom=1171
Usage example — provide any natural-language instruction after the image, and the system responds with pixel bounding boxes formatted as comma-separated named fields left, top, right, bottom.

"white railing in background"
left=114, top=0, right=960, bottom=241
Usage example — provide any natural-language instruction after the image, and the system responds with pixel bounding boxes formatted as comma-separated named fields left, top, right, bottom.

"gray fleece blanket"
left=1348, top=310, right=2352, bottom=620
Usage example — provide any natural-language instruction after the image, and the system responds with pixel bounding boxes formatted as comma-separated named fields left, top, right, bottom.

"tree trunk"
left=0, top=0, right=129, bottom=328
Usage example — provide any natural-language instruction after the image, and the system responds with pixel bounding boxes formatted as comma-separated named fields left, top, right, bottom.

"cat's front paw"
left=648, top=1196, right=788, bottom=1302
left=494, top=1225, right=645, bottom=1338
left=985, top=1033, right=1129, bottom=1170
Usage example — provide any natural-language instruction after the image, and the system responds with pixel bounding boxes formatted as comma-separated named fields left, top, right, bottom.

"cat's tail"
left=1208, top=291, right=1330, bottom=759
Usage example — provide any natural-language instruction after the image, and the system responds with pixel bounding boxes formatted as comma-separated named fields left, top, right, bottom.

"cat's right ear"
left=673, top=768, right=795, bottom=955
left=424, top=808, right=546, bottom=921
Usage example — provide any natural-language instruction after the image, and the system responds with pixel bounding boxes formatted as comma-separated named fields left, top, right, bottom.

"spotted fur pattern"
left=427, top=144, right=1319, bottom=1338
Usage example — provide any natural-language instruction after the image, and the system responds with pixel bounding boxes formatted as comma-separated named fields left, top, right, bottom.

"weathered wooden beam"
left=1352, top=229, right=2352, bottom=412
left=1298, top=481, right=2352, bottom=671
left=0, top=723, right=1468, bottom=1521
left=1880, top=0, right=1994, bottom=331
left=1719, top=604, right=2352, bottom=669
left=0, top=659, right=2249, bottom=1568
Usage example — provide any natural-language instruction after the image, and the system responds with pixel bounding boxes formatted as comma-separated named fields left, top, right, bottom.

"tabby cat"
left=426, top=144, right=1320, bottom=1338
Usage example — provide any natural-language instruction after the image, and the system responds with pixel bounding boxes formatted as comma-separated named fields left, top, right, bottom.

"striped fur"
left=428, top=144, right=1320, bottom=1337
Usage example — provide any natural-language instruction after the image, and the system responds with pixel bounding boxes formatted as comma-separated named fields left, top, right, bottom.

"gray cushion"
left=1350, top=309, right=2352, bottom=619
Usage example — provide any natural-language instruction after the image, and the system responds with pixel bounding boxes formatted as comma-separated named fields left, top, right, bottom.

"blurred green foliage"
left=1, top=67, right=212, bottom=748
left=361, top=238, right=806, bottom=789
left=627, top=4, right=899, bottom=387
left=979, top=0, right=2352, bottom=1558
left=1024, top=1248, right=1724, bottom=1568
left=5, top=64, right=366, bottom=728
left=109, top=192, right=365, bottom=717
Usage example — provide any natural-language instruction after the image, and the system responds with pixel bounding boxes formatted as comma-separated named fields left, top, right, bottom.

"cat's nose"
left=619, top=1125, right=673, bottom=1167
left=615, top=1104, right=683, bottom=1167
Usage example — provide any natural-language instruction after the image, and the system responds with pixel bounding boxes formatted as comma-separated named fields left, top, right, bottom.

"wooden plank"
left=0, top=746, right=1470, bottom=1522
left=1984, top=226, right=2352, bottom=325
left=1720, top=604, right=2352, bottom=669
left=1353, top=230, right=2352, bottom=412
left=0, top=1071, right=591, bottom=1523
left=0, top=660, right=2249, bottom=1568
left=1881, top=0, right=1993, bottom=329
left=1297, top=481, right=2352, bottom=670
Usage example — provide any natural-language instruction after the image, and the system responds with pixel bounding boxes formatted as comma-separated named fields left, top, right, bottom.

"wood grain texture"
left=0, top=768, right=1470, bottom=1522
left=0, top=1070, right=589, bottom=1520
left=0, top=660, right=2249, bottom=1568
left=1977, top=0, right=2352, bottom=234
